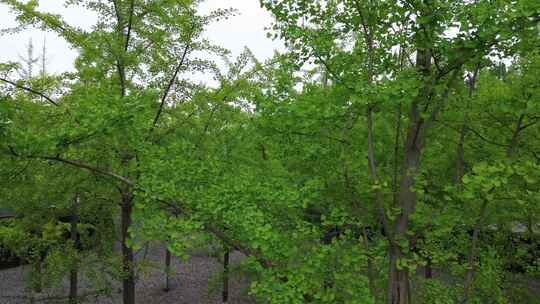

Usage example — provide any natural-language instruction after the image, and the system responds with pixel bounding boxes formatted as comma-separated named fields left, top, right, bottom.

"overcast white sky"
left=0, top=1, right=283, bottom=75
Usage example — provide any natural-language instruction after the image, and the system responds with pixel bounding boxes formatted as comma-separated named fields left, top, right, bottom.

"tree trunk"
left=362, top=228, right=377, bottom=301
left=387, top=46, right=437, bottom=304
left=387, top=244, right=411, bottom=304
left=223, top=248, right=230, bottom=303
left=424, top=258, right=433, bottom=279
left=69, top=195, right=80, bottom=304
left=164, top=246, right=171, bottom=292
left=462, top=198, right=489, bottom=303
left=507, top=114, right=524, bottom=158
left=69, top=264, right=78, bottom=304
left=121, top=191, right=135, bottom=304
left=455, top=68, right=479, bottom=183
left=388, top=114, right=424, bottom=304
left=34, top=258, right=43, bottom=293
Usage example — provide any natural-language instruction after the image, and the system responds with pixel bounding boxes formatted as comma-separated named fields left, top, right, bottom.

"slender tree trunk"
left=69, top=257, right=78, bottom=303
left=455, top=68, right=478, bottom=183
left=34, top=258, right=43, bottom=293
left=462, top=109, right=520, bottom=301
left=69, top=195, right=80, bottom=304
left=223, top=247, right=230, bottom=303
left=362, top=228, right=377, bottom=301
left=113, top=5, right=135, bottom=301
left=424, top=258, right=433, bottom=279
left=164, top=246, right=171, bottom=292
left=366, top=104, right=402, bottom=304
left=393, top=102, right=402, bottom=203
left=339, top=109, right=377, bottom=299
left=121, top=190, right=135, bottom=304
left=462, top=198, right=489, bottom=303
left=142, top=242, right=149, bottom=261
left=455, top=127, right=467, bottom=184
left=507, top=114, right=524, bottom=158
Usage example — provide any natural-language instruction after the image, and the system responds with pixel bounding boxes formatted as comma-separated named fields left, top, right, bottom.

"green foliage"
left=0, top=0, right=539, bottom=303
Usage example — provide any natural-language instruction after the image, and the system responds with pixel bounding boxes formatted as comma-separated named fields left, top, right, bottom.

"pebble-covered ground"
left=0, top=243, right=255, bottom=304
left=4, top=246, right=539, bottom=304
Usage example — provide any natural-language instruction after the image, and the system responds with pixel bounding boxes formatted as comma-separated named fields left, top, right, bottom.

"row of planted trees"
left=1, top=0, right=540, bottom=304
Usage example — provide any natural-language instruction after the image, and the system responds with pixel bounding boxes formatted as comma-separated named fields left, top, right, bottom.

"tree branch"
left=44, top=156, right=135, bottom=186
left=124, top=0, right=135, bottom=52
left=158, top=199, right=274, bottom=268
left=519, top=116, right=539, bottom=131
left=7, top=147, right=135, bottom=186
left=439, top=121, right=509, bottom=148
left=0, top=77, right=59, bottom=106
left=112, top=0, right=127, bottom=97
left=151, top=42, right=191, bottom=128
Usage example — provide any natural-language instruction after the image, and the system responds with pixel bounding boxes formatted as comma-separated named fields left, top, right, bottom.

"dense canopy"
left=0, top=1, right=539, bottom=304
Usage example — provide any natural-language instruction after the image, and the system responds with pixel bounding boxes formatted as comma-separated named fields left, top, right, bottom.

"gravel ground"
left=3, top=249, right=539, bottom=304
left=0, top=243, right=255, bottom=304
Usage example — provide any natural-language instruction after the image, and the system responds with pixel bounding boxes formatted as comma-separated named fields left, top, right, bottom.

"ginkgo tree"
left=1, top=0, right=232, bottom=303
left=0, top=0, right=539, bottom=304
left=257, top=0, right=540, bottom=303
